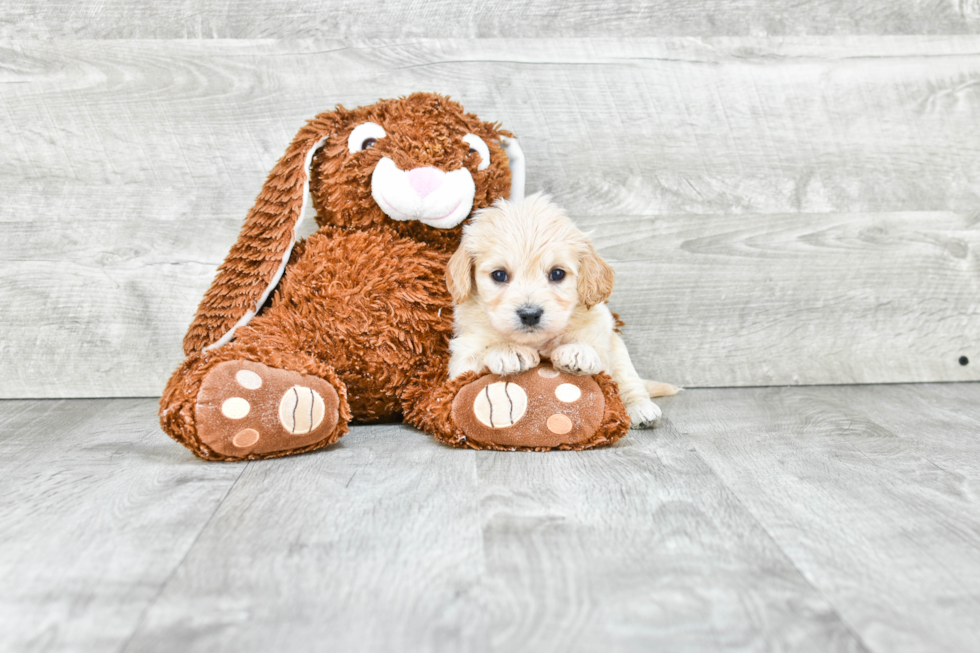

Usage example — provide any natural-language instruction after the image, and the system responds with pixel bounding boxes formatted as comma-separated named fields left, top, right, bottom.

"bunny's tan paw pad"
left=451, top=363, right=605, bottom=449
left=196, top=361, right=341, bottom=458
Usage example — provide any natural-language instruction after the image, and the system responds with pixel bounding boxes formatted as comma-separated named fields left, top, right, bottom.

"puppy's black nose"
left=517, top=305, right=544, bottom=327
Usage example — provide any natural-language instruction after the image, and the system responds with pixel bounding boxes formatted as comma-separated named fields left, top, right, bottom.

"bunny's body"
left=228, top=225, right=455, bottom=422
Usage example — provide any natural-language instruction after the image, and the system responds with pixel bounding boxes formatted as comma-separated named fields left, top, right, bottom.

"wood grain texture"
left=473, top=436, right=864, bottom=653
left=590, top=210, right=980, bottom=387
left=7, top=387, right=980, bottom=651
left=5, top=38, right=980, bottom=216
left=0, top=398, right=245, bottom=653
left=117, top=413, right=863, bottom=652
left=3, top=208, right=976, bottom=396
left=831, top=382, right=980, bottom=478
left=663, top=384, right=980, bottom=652
left=123, top=425, right=488, bottom=653
left=3, top=37, right=980, bottom=396
left=3, top=0, right=980, bottom=39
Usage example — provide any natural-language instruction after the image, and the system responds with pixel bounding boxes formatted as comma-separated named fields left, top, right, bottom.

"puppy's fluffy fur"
left=447, top=193, right=678, bottom=428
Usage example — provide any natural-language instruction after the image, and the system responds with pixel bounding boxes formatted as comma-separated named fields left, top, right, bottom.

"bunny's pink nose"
left=406, top=167, right=445, bottom=198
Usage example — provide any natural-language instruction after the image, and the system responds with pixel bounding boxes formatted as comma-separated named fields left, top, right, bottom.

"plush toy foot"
left=451, top=363, right=610, bottom=449
left=196, top=360, right=342, bottom=458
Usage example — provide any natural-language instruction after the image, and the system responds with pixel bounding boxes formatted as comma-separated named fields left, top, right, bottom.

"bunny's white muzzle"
left=371, top=157, right=476, bottom=229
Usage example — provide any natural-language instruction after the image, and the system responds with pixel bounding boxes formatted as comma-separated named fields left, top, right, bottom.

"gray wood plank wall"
left=2, top=5, right=980, bottom=397
left=5, top=0, right=980, bottom=38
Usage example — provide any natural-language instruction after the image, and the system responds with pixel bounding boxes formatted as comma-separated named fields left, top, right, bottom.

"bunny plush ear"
left=182, top=114, right=339, bottom=354
left=500, top=136, right=525, bottom=203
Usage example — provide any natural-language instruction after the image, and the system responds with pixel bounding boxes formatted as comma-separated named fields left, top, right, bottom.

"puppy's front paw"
left=484, top=344, right=541, bottom=376
left=551, top=343, right=603, bottom=376
left=626, top=398, right=662, bottom=429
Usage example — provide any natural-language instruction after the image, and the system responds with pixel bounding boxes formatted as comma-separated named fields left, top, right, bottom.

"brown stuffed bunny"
left=160, top=93, right=630, bottom=460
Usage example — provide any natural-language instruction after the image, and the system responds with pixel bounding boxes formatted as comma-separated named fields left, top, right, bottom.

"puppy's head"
left=447, top=193, right=614, bottom=346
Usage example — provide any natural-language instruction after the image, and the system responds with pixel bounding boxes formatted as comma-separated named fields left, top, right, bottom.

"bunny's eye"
left=348, top=122, right=387, bottom=154
left=462, top=134, right=491, bottom=171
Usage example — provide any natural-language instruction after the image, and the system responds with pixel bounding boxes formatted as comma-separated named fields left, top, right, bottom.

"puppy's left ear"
left=446, top=244, right=474, bottom=304
left=578, top=245, right=615, bottom=309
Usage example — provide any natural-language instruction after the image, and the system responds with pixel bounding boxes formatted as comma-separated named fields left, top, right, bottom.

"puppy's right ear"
left=182, top=111, right=343, bottom=355
left=446, top=244, right=474, bottom=304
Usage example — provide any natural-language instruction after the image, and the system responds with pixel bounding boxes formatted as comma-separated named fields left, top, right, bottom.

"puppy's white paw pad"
left=551, top=344, right=603, bottom=376
left=627, top=399, right=662, bottom=429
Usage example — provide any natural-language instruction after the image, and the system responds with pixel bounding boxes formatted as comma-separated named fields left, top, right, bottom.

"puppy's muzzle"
left=516, top=305, right=544, bottom=327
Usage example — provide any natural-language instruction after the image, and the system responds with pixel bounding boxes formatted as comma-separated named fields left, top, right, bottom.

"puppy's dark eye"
left=491, top=270, right=509, bottom=283
left=361, top=138, right=377, bottom=150
left=549, top=268, right=566, bottom=282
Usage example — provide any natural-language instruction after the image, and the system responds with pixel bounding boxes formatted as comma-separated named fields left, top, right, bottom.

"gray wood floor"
left=3, top=385, right=979, bottom=652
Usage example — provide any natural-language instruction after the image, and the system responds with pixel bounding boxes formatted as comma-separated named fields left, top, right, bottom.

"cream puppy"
left=446, top=193, right=677, bottom=428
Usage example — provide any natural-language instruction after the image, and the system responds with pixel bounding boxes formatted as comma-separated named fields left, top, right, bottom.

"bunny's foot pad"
left=452, top=364, right=607, bottom=449
left=196, top=361, right=341, bottom=458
